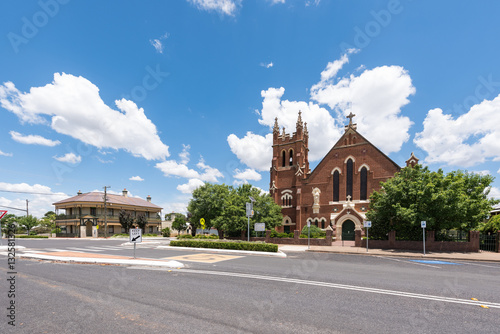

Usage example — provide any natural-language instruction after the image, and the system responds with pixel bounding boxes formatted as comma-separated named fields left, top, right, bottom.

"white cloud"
left=497, top=168, right=500, bottom=174
left=270, top=0, right=285, bottom=4
left=0, top=73, right=169, bottom=160
left=10, top=131, right=61, bottom=146
left=129, top=176, right=144, bottom=181
left=179, top=144, right=191, bottom=164
left=0, top=150, right=12, bottom=157
left=305, top=0, right=321, bottom=7
left=260, top=62, right=274, bottom=68
left=177, top=178, right=205, bottom=194
left=488, top=187, right=500, bottom=200
left=0, top=182, right=68, bottom=218
left=155, top=157, right=224, bottom=182
left=229, top=51, right=415, bottom=172
left=472, top=170, right=491, bottom=176
left=162, top=201, right=188, bottom=214
left=187, top=0, right=240, bottom=16
left=233, top=168, right=262, bottom=181
left=228, top=132, right=273, bottom=171
left=53, top=153, right=82, bottom=164
left=311, top=57, right=415, bottom=154
left=414, top=94, right=500, bottom=167
left=149, top=32, right=169, bottom=54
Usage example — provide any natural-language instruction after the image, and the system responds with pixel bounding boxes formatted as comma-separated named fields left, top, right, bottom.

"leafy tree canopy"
left=188, top=183, right=282, bottom=236
left=479, top=214, right=500, bottom=233
left=19, top=215, right=39, bottom=235
left=172, top=214, right=187, bottom=235
left=366, top=165, right=498, bottom=240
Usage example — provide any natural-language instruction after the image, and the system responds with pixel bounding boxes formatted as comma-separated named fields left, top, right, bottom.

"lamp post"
left=247, top=196, right=256, bottom=242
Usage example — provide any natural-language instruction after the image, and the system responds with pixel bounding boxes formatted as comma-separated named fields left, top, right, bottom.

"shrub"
left=17, top=235, right=48, bottom=239
left=143, top=233, right=157, bottom=237
left=177, top=234, right=193, bottom=239
left=162, top=227, right=171, bottom=237
left=194, top=234, right=218, bottom=239
left=170, top=239, right=278, bottom=252
left=29, top=231, right=37, bottom=236
left=270, top=230, right=278, bottom=238
left=300, top=225, right=326, bottom=238
left=111, top=233, right=129, bottom=238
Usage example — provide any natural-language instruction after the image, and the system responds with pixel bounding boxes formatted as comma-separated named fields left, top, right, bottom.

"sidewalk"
left=280, top=243, right=500, bottom=262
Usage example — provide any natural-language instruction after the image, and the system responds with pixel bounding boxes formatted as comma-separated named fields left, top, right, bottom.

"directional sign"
left=421, top=221, right=427, bottom=228
left=254, top=223, right=265, bottom=232
left=246, top=203, right=253, bottom=217
left=96, top=225, right=99, bottom=229
left=200, top=218, right=205, bottom=229
left=0, top=210, right=7, bottom=220
left=364, top=221, right=372, bottom=228
left=130, top=228, right=142, bottom=243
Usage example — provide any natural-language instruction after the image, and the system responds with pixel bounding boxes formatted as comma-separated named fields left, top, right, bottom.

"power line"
left=0, top=205, right=27, bottom=212
left=0, top=189, right=65, bottom=196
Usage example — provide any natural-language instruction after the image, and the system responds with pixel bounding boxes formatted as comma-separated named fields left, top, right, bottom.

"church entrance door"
left=342, top=220, right=355, bottom=241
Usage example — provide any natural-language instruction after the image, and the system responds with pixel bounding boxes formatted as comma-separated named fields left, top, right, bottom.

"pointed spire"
left=273, top=117, right=279, bottom=134
left=296, top=110, right=303, bottom=129
left=281, top=126, right=286, bottom=137
left=304, top=122, right=308, bottom=136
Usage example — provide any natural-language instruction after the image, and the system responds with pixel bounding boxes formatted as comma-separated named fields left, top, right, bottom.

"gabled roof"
left=306, top=125, right=401, bottom=180
left=53, top=192, right=162, bottom=210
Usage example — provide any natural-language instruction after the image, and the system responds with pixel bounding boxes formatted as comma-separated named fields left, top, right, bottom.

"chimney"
left=122, top=188, right=128, bottom=197
left=77, top=190, right=82, bottom=196
left=147, top=195, right=151, bottom=203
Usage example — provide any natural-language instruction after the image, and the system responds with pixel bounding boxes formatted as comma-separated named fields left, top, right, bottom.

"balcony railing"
left=56, top=214, right=161, bottom=223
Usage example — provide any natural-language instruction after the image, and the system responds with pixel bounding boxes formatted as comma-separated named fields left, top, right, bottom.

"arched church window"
left=346, top=159, right=353, bottom=199
left=333, top=170, right=340, bottom=202
left=289, top=149, right=294, bottom=166
left=360, top=167, right=368, bottom=200
left=282, top=150, right=286, bottom=167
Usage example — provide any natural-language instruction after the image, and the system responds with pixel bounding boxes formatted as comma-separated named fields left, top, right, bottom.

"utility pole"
left=103, top=186, right=111, bottom=238
left=26, top=199, right=29, bottom=217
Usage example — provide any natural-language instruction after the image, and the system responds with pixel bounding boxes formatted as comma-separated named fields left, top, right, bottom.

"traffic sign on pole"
left=364, top=221, right=371, bottom=252
left=130, top=228, right=142, bottom=243
left=421, top=221, right=426, bottom=256
left=0, top=210, right=7, bottom=220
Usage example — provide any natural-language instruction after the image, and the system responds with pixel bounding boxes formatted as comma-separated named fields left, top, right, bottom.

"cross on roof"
left=346, top=112, right=355, bottom=125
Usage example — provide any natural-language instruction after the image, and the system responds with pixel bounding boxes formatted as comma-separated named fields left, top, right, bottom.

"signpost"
left=307, top=221, right=311, bottom=250
left=200, top=218, right=205, bottom=235
left=364, top=221, right=371, bottom=252
left=421, top=221, right=426, bottom=256
left=246, top=197, right=255, bottom=242
left=130, top=228, right=142, bottom=259
left=255, top=223, right=265, bottom=237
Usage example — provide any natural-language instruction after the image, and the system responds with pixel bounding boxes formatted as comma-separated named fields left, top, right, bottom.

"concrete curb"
left=17, top=252, right=185, bottom=268
left=157, top=245, right=287, bottom=258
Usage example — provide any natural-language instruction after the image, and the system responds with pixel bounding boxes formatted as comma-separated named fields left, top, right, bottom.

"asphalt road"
left=1, top=238, right=499, bottom=333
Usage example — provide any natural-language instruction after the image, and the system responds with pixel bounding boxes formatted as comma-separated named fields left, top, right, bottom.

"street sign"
left=307, top=221, right=311, bottom=227
left=255, top=223, right=265, bottom=232
left=364, top=221, right=372, bottom=228
left=200, top=218, right=205, bottom=229
left=246, top=202, right=253, bottom=217
left=421, top=221, right=426, bottom=228
left=130, top=228, right=142, bottom=243
left=96, top=225, right=99, bottom=229
left=0, top=210, right=7, bottom=220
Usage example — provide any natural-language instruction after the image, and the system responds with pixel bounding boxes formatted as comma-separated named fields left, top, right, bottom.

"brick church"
left=269, top=112, right=418, bottom=240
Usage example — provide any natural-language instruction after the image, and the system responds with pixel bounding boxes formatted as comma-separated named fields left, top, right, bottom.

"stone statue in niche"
left=312, top=187, right=321, bottom=214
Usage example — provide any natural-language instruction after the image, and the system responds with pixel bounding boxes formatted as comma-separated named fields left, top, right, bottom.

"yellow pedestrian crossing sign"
left=200, top=218, right=205, bottom=229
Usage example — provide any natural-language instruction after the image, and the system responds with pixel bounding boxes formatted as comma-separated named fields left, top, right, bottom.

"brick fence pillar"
left=389, top=230, right=396, bottom=248
left=355, top=230, right=362, bottom=247
left=325, top=229, right=332, bottom=246
left=469, top=231, right=480, bottom=252
left=265, top=230, right=271, bottom=243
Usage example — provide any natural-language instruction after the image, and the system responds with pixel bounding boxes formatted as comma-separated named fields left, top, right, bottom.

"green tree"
left=19, top=215, right=39, bottom=235
left=39, top=211, right=57, bottom=233
left=119, top=210, right=135, bottom=233
left=171, top=214, right=187, bottom=236
left=367, top=165, right=498, bottom=240
left=479, top=215, right=500, bottom=233
left=212, top=184, right=282, bottom=236
left=1, top=214, right=17, bottom=234
left=135, top=214, right=148, bottom=233
left=188, top=183, right=231, bottom=235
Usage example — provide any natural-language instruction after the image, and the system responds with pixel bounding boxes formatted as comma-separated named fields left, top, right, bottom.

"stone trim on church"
left=270, top=112, right=413, bottom=240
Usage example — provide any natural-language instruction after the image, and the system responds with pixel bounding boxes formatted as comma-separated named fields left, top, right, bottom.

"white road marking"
left=167, top=268, right=500, bottom=309
left=374, top=256, right=441, bottom=268
left=86, top=246, right=123, bottom=250
left=454, top=261, right=500, bottom=269
left=44, top=248, right=69, bottom=252
left=65, top=247, right=102, bottom=252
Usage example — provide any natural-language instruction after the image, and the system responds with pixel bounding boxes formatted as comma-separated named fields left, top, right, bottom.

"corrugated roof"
left=53, top=192, right=162, bottom=210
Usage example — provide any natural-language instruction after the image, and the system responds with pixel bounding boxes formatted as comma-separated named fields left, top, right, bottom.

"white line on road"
left=65, top=247, right=102, bottom=252
left=45, top=249, right=69, bottom=252
left=85, top=246, right=123, bottom=250
left=164, top=268, right=500, bottom=309
left=374, top=256, right=441, bottom=268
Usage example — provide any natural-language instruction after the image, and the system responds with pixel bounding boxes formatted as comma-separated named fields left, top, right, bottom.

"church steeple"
left=296, top=111, right=303, bottom=129
left=273, top=117, right=279, bottom=134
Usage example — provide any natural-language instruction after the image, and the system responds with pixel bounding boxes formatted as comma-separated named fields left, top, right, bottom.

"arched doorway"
left=342, top=220, right=355, bottom=241
left=86, top=221, right=93, bottom=237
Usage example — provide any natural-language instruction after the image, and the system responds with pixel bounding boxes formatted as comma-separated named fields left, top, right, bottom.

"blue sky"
left=1, top=0, right=500, bottom=217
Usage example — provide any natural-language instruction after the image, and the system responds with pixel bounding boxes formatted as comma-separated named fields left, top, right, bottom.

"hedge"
left=170, top=239, right=278, bottom=252
left=16, top=235, right=49, bottom=239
